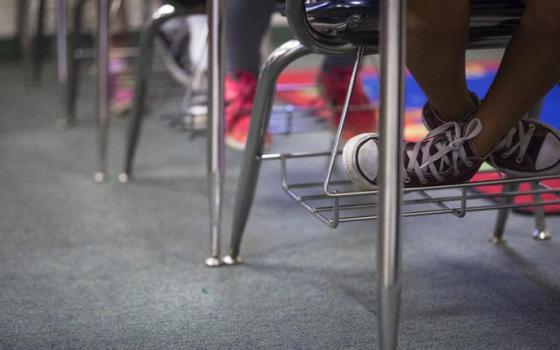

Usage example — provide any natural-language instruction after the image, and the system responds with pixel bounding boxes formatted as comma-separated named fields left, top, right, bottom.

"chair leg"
left=222, top=41, right=311, bottom=264
left=15, top=0, right=27, bottom=57
left=63, top=0, right=88, bottom=128
left=205, top=0, right=226, bottom=267
left=530, top=182, right=551, bottom=241
left=19, top=0, right=33, bottom=82
left=524, top=100, right=551, bottom=241
left=491, top=182, right=519, bottom=244
left=32, top=0, right=47, bottom=82
left=95, top=0, right=111, bottom=183
left=377, top=1, right=406, bottom=348
left=56, top=0, right=71, bottom=128
left=119, top=5, right=193, bottom=183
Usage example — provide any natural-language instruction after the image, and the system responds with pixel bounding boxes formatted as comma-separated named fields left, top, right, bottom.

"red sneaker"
left=225, top=71, right=271, bottom=151
left=317, top=67, right=377, bottom=141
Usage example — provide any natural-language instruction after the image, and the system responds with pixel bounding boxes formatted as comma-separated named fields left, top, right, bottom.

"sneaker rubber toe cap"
left=343, top=133, right=379, bottom=190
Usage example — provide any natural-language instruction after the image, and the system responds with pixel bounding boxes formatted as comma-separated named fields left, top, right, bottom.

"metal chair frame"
left=118, top=1, right=341, bottom=181
left=115, top=3, right=199, bottom=183
left=223, top=1, right=555, bottom=349
left=17, top=0, right=48, bottom=82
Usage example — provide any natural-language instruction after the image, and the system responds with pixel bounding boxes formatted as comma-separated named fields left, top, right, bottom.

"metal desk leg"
left=19, top=0, right=33, bottom=82
left=378, top=0, right=406, bottom=349
left=33, top=0, right=47, bottom=82
left=205, top=0, right=226, bottom=267
left=68, top=0, right=88, bottom=128
left=15, top=0, right=26, bottom=55
left=95, top=0, right=111, bottom=183
left=224, top=41, right=311, bottom=265
left=119, top=5, right=192, bottom=183
left=526, top=101, right=551, bottom=241
left=491, top=182, right=519, bottom=244
left=530, top=181, right=551, bottom=241
left=56, top=0, right=74, bottom=128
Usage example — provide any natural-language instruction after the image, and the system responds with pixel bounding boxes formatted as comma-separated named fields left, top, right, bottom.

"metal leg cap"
left=118, top=173, right=129, bottom=184
left=533, top=230, right=551, bottom=241
left=205, top=257, right=223, bottom=267
left=490, top=236, right=506, bottom=245
left=222, top=255, right=243, bottom=266
left=94, top=171, right=106, bottom=183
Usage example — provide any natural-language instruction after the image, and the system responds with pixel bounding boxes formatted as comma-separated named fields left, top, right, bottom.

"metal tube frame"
left=15, top=0, right=26, bottom=56
left=530, top=181, right=551, bottom=241
left=223, top=41, right=313, bottom=265
left=67, top=0, right=89, bottom=127
left=323, top=45, right=366, bottom=196
left=56, top=0, right=73, bottom=128
left=377, top=1, right=406, bottom=348
left=223, top=1, right=554, bottom=349
left=527, top=101, right=552, bottom=241
left=33, top=0, right=47, bottom=82
left=262, top=149, right=560, bottom=229
left=19, top=0, right=33, bottom=82
left=118, top=4, right=193, bottom=183
left=95, top=0, right=110, bottom=183
left=205, top=0, right=226, bottom=267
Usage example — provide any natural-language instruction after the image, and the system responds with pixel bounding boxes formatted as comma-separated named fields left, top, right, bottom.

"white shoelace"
left=495, top=120, right=536, bottom=164
left=405, top=119, right=483, bottom=184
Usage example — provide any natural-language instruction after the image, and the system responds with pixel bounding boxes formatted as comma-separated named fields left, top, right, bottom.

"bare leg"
left=472, top=0, right=560, bottom=155
left=343, top=0, right=560, bottom=192
left=406, top=0, right=473, bottom=122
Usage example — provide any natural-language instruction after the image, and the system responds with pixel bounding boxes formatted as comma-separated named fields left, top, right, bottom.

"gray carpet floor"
left=1, top=61, right=560, bottom=350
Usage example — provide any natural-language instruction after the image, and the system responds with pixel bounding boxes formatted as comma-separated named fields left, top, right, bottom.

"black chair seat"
left=304, top=0, right=525, bottom=47
left=166, top=0, right=206, bottom=6
left=167, top=0, right=286, bottom=9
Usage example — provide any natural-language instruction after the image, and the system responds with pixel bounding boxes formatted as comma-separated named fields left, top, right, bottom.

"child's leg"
left=472, top=0, right=560, bottom=155
left=224, top=0, right=276, bottom=150
left=407, top=0, right=474, bottom=122
left=318, top=56, right=377, bottom=140
left=342, top=0, right=560, bottom=189
left=321, top=56, right=355, bottom=72
left=225, top=0, right=276, bottom=75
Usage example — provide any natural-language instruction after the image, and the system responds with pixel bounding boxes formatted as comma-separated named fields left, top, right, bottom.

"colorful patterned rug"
left=471, top=172, right=560, bottom=215
left=276, top=62, right=560, bottom=214
left=277, top=62, right=560, bottom=138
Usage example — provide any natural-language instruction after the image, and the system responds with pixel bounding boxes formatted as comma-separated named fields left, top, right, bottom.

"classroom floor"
left=2, top=60, right=560, bottom=349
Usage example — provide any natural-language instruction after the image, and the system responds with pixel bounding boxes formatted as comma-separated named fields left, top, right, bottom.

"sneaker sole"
left=225, top=136, right=247, bottom=151
left=488, top=158, right=560, bottom=178
left=342, top=133, right=379, bottom=191
left=225, top=135, right=273, bottom=152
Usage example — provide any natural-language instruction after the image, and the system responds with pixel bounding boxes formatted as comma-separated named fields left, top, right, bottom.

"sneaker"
left=343, top=119, right=486, bottom=189
left=317, top=67, right=377, bottom=141
left=422, top=91, right=480, bottom=131
left=422, top=94, right=560, bottom=178
left=488, top=119, right=560, bottom=177
left=225, top=71, right=271, bottom=151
